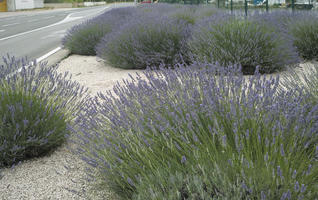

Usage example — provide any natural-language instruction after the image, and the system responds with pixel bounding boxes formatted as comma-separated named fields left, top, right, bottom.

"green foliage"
left=132, top=161, right=247, bottom=200
left=189, top=18, right=299, bottom=74
left=0, top=83, right=67, bottom=166
left=290, top=17, right=318, bottom=60
left=97, top=16, right=189, bottom=69
left=195, top=6, right=221, bottom=18
left=63, top=7, right=138, bottom=56
left=0, top=57, right=87, bottom=167
left=63, top=23, right=112, bottom=55
left=169, top=7, right=197, bottom=25
left=73, top=65, right=318, bottom=199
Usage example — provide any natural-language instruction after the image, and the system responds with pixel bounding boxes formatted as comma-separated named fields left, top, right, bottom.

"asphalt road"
left=0, top=3, right=134, bottom=66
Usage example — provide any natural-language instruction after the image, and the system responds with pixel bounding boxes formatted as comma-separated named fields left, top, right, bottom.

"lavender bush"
left=72, top=63, right=318, bottom=199
left=167, top=5, right=221, bottom=25
left=137, top=3, right=181, bottom=14
left=63, top=7, right=137, bottom=55
left=0, top=55, right=87, bottom=167
left=96, top=14, right=190, bottom=69
left=253, top=10, right=318, bottom=61
left=289, top=12, right=318, bottom=61
left=63, top=5, right=318, bottom=71
left=193, top=5, right=223, bottom=19
left=188, top=16, right=300, bottom=74
left=168, top=6, right=198, bottom=25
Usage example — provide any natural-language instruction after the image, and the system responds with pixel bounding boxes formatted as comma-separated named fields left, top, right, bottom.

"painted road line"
left=36, top=46, right=62, bottom=63
left=0, top=13, right=80, bottom=42
left=0, top=30, right=5, bottom=32
left=5, top=46, right=62, bottom=79
left=0, top=6, right=109, bottom=42
left=2, top=23, right=20, bottom=27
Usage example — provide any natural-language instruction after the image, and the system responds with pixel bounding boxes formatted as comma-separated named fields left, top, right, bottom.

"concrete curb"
left=42, top=48, right=70, bottom=67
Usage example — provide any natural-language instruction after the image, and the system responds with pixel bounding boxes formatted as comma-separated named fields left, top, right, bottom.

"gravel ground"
left=0, top=55, right=142, bottom=200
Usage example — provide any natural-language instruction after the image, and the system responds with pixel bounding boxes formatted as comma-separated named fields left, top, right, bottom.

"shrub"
left=289, top=12, right=318, bottom=60
left=194, top=6, right=222, bottom=18
left=133, top=164, right=247, bottom=200
left=168, top=6, right=198, bottom=25
left=253, top=10, right=294, bottom=32
left=96, top=14, right=190, bottom=69
left=254, top=10, right=318, bottom=61
left=72, top=63, right=318, bottom=199
left=62, top=7, right=137, bottom=55
left=169, top=9, right=197, bottom=25
left=138, top=3, right=180, bottom=14
left=188, top=16, right=299, bottom=74
left=0, top=55, right=88, bottom=167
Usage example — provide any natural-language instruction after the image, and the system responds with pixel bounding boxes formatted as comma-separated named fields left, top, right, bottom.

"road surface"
left=0, top=3, right=133, bottom=65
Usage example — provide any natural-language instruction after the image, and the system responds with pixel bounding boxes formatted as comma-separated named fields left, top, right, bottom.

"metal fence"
left=158, top=0, right=317, bottom=15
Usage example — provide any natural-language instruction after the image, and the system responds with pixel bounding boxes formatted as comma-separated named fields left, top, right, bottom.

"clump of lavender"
left=0, top=55, right=88, bottom=167
left=137, top=3, right=181, bottom=14
left=252, top=10, right=294, bottom=33
left=288, top=11, right=318, bottom=61
left=96, top=13, right=190, bottom=69
left=168, top=5, right=198, bottom=25
left=72, top=62, right=318, bottom=199
left=253, top=10, right=318, bottom=61
left=194, top=5, right=222, bottom=18
left=62, top=7, right=137, bottom=55
left=188, top=15, right=300, bottom=74
left=133, top=163, right=249, bottom=200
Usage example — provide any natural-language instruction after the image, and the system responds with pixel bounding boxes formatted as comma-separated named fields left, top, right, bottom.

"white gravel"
left=0, top=55, right=143, bottom=200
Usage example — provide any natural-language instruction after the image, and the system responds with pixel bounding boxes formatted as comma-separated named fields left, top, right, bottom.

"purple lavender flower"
left=71, top=61, right=318, bottom=199
left=188, top=14, right=299, bottom=74
left=181, top=155, right=187, bottom=164
left=96, top=11, right=190, bottom=69
left=0, top=55, right=88, bottom=167
left=63, top=7, right=138, bottom=55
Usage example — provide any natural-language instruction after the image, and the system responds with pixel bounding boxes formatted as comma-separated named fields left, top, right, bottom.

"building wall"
left=15, top=0, right=34, bottom=9
left=83, top=1, right=106, bottom=6
left=268, top=0, right=285, bottom=4
left=7, top=0, right=15, bottom=11
left=5, top=0, right=43, bottom=11
left=34, top=0, right=43, bottom=8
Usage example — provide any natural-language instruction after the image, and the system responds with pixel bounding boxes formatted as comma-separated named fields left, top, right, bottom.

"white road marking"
left=2, top=23, right=19, bottom=27
left=36, top=46, right=62, bottom=63
left=0, top=30, right=5, bottom=32
left=5, top=46, right=62, bottom=79
left=0, top=6, right=109, bottom=42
